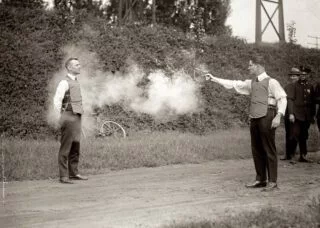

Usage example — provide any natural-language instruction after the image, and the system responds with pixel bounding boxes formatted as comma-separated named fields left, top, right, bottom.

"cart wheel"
left=99, top=121, right=126, bottom=138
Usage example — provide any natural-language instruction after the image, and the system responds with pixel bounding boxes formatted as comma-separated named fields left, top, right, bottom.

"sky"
left=226, top=0, right=320, bottom=48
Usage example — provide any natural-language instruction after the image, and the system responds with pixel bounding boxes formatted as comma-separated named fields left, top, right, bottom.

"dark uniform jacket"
left=284, top=83, right=294, bottom=119
left=315, top=82, right=320, bottom=119
left=286, top=80, right=315, bottom=122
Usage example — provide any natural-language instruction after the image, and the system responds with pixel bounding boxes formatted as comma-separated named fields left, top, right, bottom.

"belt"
left=268, top=105, right=277, bottom=109
left=268, top=97, right=277, bottom=106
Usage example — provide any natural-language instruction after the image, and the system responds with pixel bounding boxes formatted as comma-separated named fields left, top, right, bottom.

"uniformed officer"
left=285, top=66, right=316, bottom=162
left=281, top=67, right=301, bottom=161
left=315, top=81, right=320, bottom=133
left=315, top=80, right=320, bottom=164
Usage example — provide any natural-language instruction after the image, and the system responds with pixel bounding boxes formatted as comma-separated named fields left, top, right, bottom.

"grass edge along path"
left=162, top=197, right=320, bottom=228
left=0, top=127, right=291, bottom=181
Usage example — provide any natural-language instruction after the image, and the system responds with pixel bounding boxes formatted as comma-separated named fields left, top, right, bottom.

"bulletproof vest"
left=61, top=76, right=84, bottom=114
left=249, top=77, right=270, bottom=118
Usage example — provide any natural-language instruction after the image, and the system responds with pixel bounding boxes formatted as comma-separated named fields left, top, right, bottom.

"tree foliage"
left=50, top=0, right=231, bottom=36
left=54, top=0, right=102, bottom=14
left=287, top=20, right=297, bottom=44
left=2, top=0, right=44, bottom=8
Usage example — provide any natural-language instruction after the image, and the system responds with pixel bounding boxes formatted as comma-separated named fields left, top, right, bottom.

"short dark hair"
left=251, top=55, right=265, bottom=67
left=65, top=57, right=78, bottom=70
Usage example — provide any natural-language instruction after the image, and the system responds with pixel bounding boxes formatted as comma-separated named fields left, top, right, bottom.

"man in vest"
left=285, top=66, right=315, bottom=163
left=53, top=57, right=88, bottom=184
left=281, top=67, right=301, bottom=161
left=203, top=57, right=287, bottom=191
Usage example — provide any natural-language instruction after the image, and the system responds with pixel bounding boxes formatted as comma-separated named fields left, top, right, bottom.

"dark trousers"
left=250, top=109, right=277, bottom=183
left=58, top=111, right=82, bottom=178
left=287, top=119, right=310, bottom=157
left=284, top=117, right=295, bottom=159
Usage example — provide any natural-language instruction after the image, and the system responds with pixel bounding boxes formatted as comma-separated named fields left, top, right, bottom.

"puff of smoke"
left=81, top=62, right=145, bottom=109
left=130, top=69, right=201, bottom=118
left=47, top=44, right=203, bottom=135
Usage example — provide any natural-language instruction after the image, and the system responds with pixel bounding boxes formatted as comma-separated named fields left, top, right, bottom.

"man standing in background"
left=315, top=80, right=320, bottom=133
left=281, top=67, right=301, bottom=161
left=315, top=79, right=320, bottom=164
left=285, top=66, right=315, bottom=163
left=204, top=56, right=287, bottom=191
left=53, top=57, right=88, bottom=184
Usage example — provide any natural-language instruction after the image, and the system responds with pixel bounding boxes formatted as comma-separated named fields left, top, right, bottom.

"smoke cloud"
left=130, top=69, right=200, bottom=117
left=47, top=44, right=203, bottom=130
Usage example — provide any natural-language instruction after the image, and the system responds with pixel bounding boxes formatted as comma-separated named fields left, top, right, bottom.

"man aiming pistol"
left=202, top=57, right=287, bottom=192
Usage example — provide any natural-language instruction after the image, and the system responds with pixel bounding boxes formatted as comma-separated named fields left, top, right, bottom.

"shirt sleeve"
left=53, top=80, right=69, bottom=113
left=210, top=76, right=252, bottom=95
left=269, top=79, right=287, bottom=115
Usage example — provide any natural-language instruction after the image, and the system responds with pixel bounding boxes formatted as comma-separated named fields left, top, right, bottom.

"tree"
left=161, top=0, right=231, bottom=36
left=51, top=0, right=231, bottom=36
left=287, top=20, right=297, bottom=44
left=1, top=0, right=44, bottom=8
left=54, top=0, right=103, bottom=15
left=199, top=0, right=231, bottom=35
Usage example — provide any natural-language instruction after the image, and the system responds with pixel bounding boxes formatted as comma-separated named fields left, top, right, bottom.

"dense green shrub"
left=0, top=5, right=76, bottom=137
left=1, top=6, right=320, bottom=138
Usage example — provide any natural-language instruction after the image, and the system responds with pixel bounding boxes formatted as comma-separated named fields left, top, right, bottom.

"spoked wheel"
left=99, top=121, right=126, bottom=138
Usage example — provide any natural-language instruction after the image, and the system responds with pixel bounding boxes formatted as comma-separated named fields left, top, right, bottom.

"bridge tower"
left=256, top=0, right=285, bottom=44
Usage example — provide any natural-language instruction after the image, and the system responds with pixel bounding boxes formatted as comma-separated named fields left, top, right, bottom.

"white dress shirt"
left=53, top=74, right=77, bottom=113
left=209, top=72, right=287, bottom=115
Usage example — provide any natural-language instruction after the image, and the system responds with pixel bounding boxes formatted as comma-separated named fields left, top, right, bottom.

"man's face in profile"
left=248, top=60, right=258, bottom=76
left=68, top=59, right=81, bottom=75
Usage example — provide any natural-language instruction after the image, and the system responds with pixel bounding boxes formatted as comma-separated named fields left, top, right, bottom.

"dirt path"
left=1, top=157, right=320, bottom=228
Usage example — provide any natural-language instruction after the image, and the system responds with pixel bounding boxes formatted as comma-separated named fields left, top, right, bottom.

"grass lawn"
left=1, top=127, right=320, bottom=228
left=0, top=127, right=292, bottom=181
left=162, top=197, right=320, bottom=228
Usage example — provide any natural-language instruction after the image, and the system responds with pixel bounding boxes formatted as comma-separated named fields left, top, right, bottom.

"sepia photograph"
left=1, top=0, right=320, bottom=227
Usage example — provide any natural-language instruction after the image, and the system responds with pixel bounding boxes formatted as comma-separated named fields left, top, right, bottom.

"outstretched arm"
left=204, top=73, right=252, bottom=95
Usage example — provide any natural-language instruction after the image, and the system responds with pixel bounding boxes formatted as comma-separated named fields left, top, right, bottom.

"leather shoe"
left=280, top=156, right=291, bottom=161
left=69, top=174, right=88, bottom=180
left=298, top=156, right=311, bottom=163
left=245, top=181, right=267, bottom=188
left=289, top=160, right=297, bottom=165
left=261, top=182, right=278, bottom=192
left=60, top=177, right=74, bottom=184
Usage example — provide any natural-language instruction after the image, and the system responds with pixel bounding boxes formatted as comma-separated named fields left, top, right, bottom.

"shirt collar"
left=67, top=73, right=77, bottom=80
left=256, top=72, right=269, bottom=81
